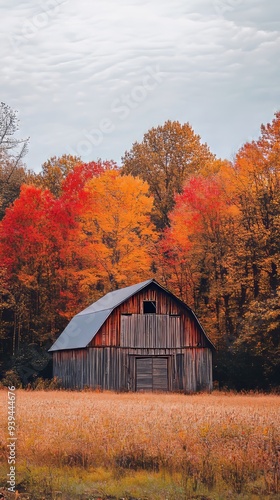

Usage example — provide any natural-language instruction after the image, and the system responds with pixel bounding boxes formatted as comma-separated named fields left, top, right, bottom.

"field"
left=0, top=390, right=279, bottom=499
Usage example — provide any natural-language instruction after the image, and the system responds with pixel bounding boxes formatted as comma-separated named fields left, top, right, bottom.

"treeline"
left=0, top=103, right=279, bottom=390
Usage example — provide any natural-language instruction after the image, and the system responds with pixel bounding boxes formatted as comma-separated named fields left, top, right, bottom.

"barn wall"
left=53, top=347, right=213, bottom=392
left=53, top=349, right=87, bottom=389
left=91, top=284, right=209, bottom=348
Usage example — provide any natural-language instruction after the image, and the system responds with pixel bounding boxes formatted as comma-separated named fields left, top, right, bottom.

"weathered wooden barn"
left=49, top=279, right=215, bottom=392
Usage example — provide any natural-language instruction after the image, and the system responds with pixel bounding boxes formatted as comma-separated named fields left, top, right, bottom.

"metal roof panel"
left=48, top=308, right=112, bottom=351
left=49, top=280, right=153, bottom=352
left=77, top=279, right=153, bottom=315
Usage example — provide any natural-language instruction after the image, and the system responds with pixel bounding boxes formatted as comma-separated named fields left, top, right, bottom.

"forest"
left=0, top=102, right=279, bottom=391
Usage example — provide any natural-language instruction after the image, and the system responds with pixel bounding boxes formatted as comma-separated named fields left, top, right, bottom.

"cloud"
left=0, top=0, right=279, bottom=170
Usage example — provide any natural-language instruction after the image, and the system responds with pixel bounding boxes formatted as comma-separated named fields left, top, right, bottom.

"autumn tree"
left=157, top=113, right=280, bottom=389
left=0, top=162, right=156, bottom=383
left=232, top=113, right=280, bottom=302
left=157, top=174, right=239, bottom=348
left=0, top=158, right=28, bottom=220
left=0, top=186, right=61, bottom=347
left=122, top=120, right=216, bottom=229
left=225, top=113, right=280, bottom=388
left=79, top=169, right=156, bottom=293
left=34, top=154, right=82, bottom=197
left=0, top=160, right=110, bottom=352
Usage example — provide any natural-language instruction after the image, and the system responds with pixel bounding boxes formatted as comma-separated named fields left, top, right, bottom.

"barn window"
left=143, top=300, right=156, bottom=314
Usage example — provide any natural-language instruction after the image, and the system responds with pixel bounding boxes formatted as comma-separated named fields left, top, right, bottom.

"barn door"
left=136, top=357, right=168, bottom=391
left=136, top=358, right=153, bottom=391
left=153, top=358, right=168, bottom=391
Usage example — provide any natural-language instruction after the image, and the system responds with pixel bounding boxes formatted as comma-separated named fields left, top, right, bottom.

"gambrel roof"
left=49, top=279, right=215, bottom=352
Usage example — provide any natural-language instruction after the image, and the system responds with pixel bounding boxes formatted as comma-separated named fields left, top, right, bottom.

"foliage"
left=33, top=154, right=81, bottom=197
left=80, top=169, right=156, bottom=292
left=1, top=369, right=22, bottom=388
left=122, top=120, right=216, bottom=229
left=0, top=163, right=156, bottom=378
left=31, top=376, right=62, bottom=390
left=0, top=159, right=28, bottom=220
left=1, top=110, right=280, bottom=390
left=157, top=112, right=280, bottom=389
left=157, top=174, right=238, bottom=346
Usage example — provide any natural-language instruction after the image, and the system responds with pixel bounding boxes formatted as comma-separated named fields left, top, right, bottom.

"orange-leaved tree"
left=78, top=169, right=157, bottom=294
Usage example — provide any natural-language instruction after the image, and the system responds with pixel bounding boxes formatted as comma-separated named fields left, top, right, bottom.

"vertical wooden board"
left=136, top=358, right=153, bottom=391
left=175, top=354, right=184, bottom=391
left=153, top=358, right=168, bottom=391
left=184, top=350, right=196, bottom=392
left=128, top=355, right=136, bottom=391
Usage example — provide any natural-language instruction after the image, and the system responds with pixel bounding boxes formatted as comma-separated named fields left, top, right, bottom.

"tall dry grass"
left=0, top=390, right=279, bottom=497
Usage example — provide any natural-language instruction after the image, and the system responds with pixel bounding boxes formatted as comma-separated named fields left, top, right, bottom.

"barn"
left=49, top=279, right=215, bottom=392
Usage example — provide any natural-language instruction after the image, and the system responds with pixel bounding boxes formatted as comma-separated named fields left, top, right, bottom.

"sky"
left=1, top=0, right=279, bottom=172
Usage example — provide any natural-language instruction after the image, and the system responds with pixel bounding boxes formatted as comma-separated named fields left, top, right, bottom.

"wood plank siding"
left=53, top=347, right=213, bottom=392
left=121, top=315, right=182, bottom=348
left=52, top=281, right=214, bottom=392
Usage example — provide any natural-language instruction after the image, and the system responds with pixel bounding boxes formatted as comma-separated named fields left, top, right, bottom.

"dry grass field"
left=0, top=390, right=279, bottom=499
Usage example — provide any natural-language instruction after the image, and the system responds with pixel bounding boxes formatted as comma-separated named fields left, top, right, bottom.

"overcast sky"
left=1, top=0, right=279, bottom=172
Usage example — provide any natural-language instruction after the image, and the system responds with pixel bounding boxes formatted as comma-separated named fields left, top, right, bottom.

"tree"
left=232, top=112, right=280, bottom=302
left=0, top=161, right=110, bottom=352
left=34, top=154, right=82, bottom=197
left=79, top=169, right=156, bottom=293
left=122, top=120, right=216, bottom=229
left=35, top=156, right=118, bottom=198
left=157, top=113, right=280, bottom=389
left=0, top=162, right=156, bottom=383
left=0, top=185, right=62, bottom=349
left=157, top=174, right=239, bottom=347
left=0, top=102, right=29, bottom=160
left=0, top=158, right=27, bottom=220
left=0, top=102, right=29, bottom=219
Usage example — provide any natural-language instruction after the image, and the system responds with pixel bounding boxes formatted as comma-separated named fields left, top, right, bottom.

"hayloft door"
left=136, top=357, right=168, bottom=391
